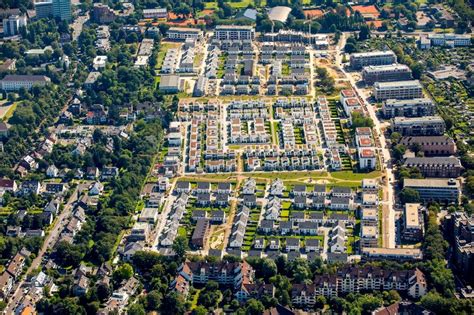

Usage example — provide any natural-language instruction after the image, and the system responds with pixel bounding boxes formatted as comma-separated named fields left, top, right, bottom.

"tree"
left=172, top=235, right=189, bottom=261
left=344, top=42, right=357, bottom=53
left=161, top=292, right=187, bottom=314
left=113, top=263, right=134, bottom=284
left=358, top=24, right=371, bottom=41
left=410, top=62, right=424, bottom=79
left=399, top=188, right=420, bottom=204
left=97, top=282, right=111, bottom=302
left=146, top=290, right=162, bottom=311
left=128, top=303, right=146, bottom=315
left=192, top=306, right=207, bottom=315
left=392, top=144, right=406, bottom=161
left=382, top=290, right=401, bottom=306
left=357, top=294, right=383, bottom=313
left=390, top=132, right=401, bottom=145
left=351, top=112, right=374, bottom=128
left=198, top=281, right=222, bottom=309
left=245, top=299, right=265, bottom=315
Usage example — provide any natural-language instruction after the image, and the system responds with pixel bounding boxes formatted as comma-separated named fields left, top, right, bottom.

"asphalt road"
left=335, top=33, right=396, bottom=248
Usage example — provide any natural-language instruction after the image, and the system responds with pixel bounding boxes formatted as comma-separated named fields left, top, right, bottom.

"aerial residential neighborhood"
left=0, top=0, right=473, bottom=314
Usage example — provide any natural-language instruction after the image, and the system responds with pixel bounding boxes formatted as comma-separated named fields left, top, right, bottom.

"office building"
left=362, top=64, right=412, bottom=84
left=2, top=15, right=27, bottom=36
left=214, top=25, right=255, bottom=41
left=374, top=80, right=423, bottom=101
left=400, top=136, right=456, bottom=156
left=403, top=157, right=463, bottom=178
left=402, top=203, right=424, bottom=242
left=392, top=116, right=446, bottom=136
left=403, top=178, right=461, bottom=204
left=167, top=27, right=203, bottom=41
left=35, top=1, right=53, bottom=19
left=0, top=75, right=51, bottom=91
left=349, top=51, right=397, bottom=69
left=382, top=98, right=435, bottom=118
left=52, top=0, right=72, bottom=21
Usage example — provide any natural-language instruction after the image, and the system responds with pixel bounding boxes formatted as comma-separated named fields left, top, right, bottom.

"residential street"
left=5, top=183, right=90, bottom=314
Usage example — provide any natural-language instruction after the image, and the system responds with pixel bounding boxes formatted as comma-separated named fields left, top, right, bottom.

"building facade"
left=52, top=0, right=72, bottom=21
left=382, top=98, right=435, bottom=118
left=400, top=136, right=456, bottom=156
left=403, top=157, right=463, bottom=178
left=167, top=27, right=203, bottom=41
left=213, top=25, right=255, bottom=41
left=392, top=116, right=446, bottom=136
left=402, top=203, right=424, bottom=242
left=403, top=178, right=461, bottom=204
left=2, top=15, right=27, bottom=36
left=0, top=75, right=51, bottom=91
left=349, top=51, right=397, bottom=69
left=362, top=64, right=412, bottom=84
left=373, top=80, right=423, bottom=101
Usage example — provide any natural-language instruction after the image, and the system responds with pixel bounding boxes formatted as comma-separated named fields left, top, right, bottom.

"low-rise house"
left=175, top=181, right=191, bottom=194
left=215, top=193, right=229, bottom=207
left=332, top=187, right=352, bottom=198
left=305, top=239, right=320, bottom=252
left=330, top=196, right=351, bottom=210
left=253, top=237, right=265, bottom=249
left=286, top=237, right=300, bottom=251
left=267, top=238, right=280, bottom=251
left=279, top=221, right=292, bottom=235
left=89, top=182, right=104, bottom=196
left=210, top=210, right=226, bottom=224
left=44, top=183, right=67, bottom=195
left=297, top=221, right=318, bottom=235
left=242, top=194, right=257, bottom=207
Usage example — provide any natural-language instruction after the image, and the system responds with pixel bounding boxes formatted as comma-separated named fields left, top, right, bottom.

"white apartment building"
left=167, top=27, right=203, bottom=41
left=214, top=25, right=255, bottom=41
left=373, top=80, right=423, bottom=101
left=349, top=51, right=397, bottom=69
left=2, top=14, right=27, bottom=36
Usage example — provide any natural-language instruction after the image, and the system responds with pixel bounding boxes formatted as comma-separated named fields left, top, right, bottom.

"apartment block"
left=177, top=260, right=254, bottom=289
left=403, top=178, right=461, bottom=204
left=167, top=27, right=203, bottom=41
left=349, top=51, right=397, bottom=69
left=297, top=265, right=427, bottom=303
left=2, top=14, right=27, bottom=36
left=214, top=25, right=255, bottom=41
left=443, top=212, right=474, bottom=285
left=382, top=98, right=435, bottom=118
left=373, top=80, right=423, bottom=101
left=362, top=64, right=412, bottom=84
left=402, top=203, right=424, bottom=242
left=400, top=136, right=456, bottom=156
left=392, top=116, right=446, bottom=136
left=403, top=157, right=463, bottom=178
left=361, top=247, right=423, bottom=260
